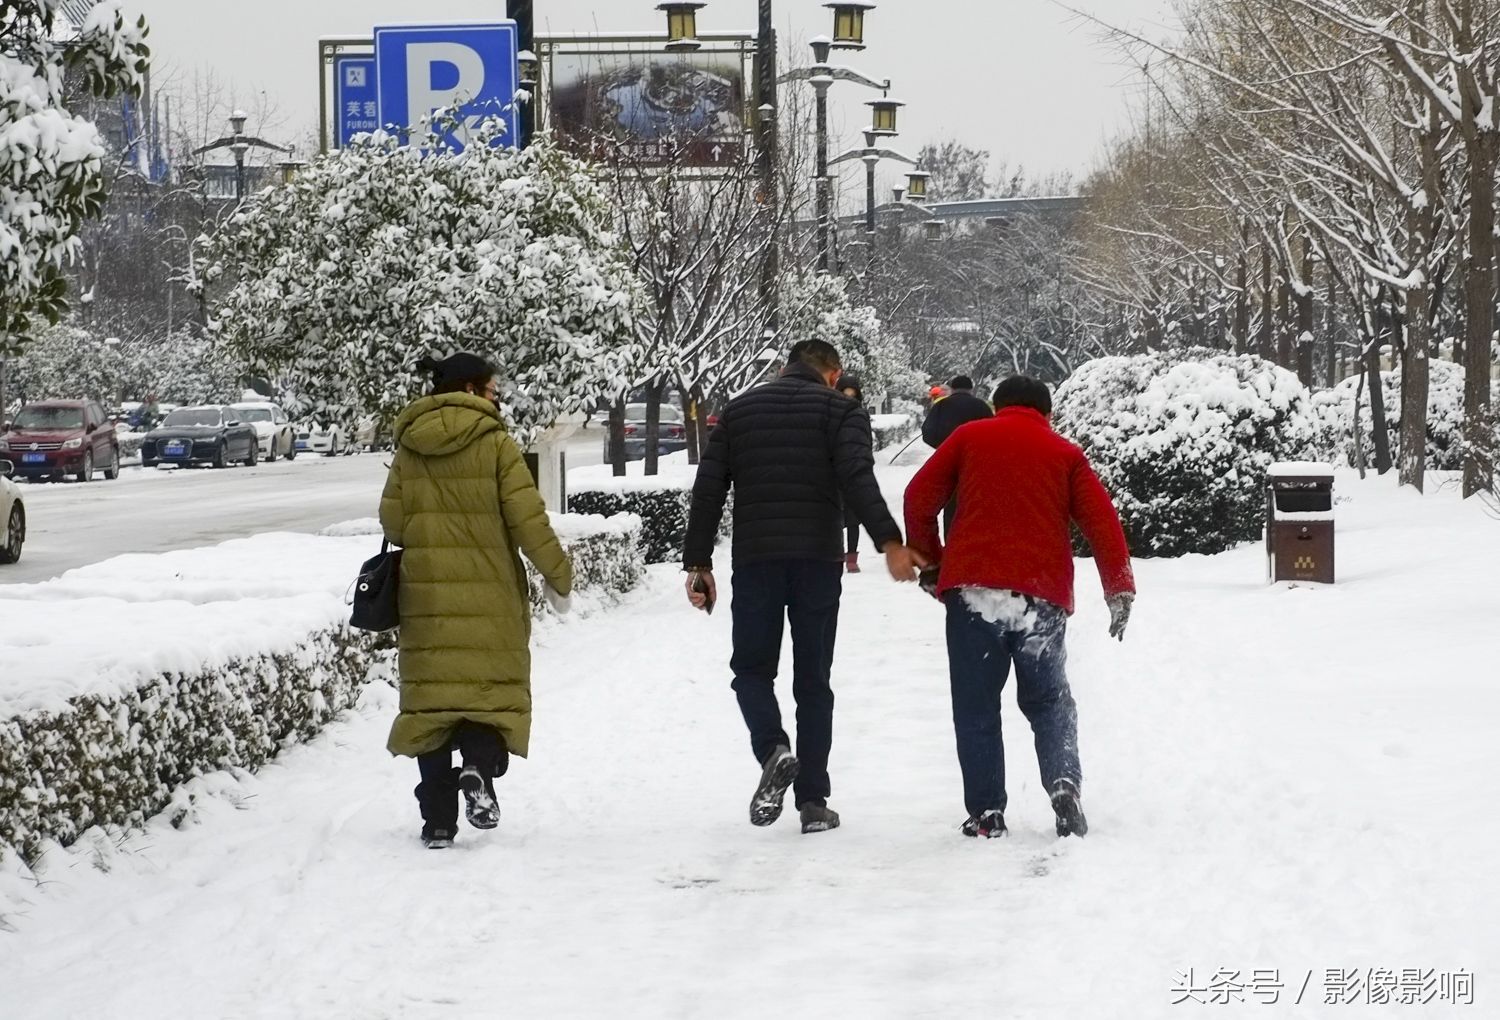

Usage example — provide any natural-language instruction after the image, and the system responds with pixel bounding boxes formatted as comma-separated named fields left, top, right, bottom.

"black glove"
left=1107, top=593, right=1134, bottom=641
left=918, top=565, right=942, bottom=601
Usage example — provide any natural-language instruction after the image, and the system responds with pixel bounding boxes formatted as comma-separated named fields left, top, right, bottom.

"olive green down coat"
left=379, top=393, right=572, bottom=759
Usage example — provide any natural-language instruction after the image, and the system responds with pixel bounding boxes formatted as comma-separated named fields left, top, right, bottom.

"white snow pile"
left=1054, top=351, right=1316, bottom=557
left=0, top=514, right=647, bottom=861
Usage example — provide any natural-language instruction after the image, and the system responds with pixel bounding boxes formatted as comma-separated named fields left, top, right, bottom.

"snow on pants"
left=729, top=559, right=843, bottom=808
left=414, top=721, right=509, bottom=826
left=944, top=591, right=1080, bottom=818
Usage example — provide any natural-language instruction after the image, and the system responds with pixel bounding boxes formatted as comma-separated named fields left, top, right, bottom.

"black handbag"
left=350, top=540, right=402, bottom=632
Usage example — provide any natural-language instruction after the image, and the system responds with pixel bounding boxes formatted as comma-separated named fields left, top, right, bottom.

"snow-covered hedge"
left=1310, top=361, right=1492, bottom=471
left=0, top=516, right=646, bottom=863
left=569, top=488, right=697, bottom=564
left=1053, top=351, right=1317, bottom=557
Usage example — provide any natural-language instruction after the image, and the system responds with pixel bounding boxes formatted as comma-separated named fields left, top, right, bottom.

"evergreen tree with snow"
left=196, top=117, right=642, bottom=446
left=0, top=0, right=150, bottom=407
left=780, top=273, right=923, bottom=408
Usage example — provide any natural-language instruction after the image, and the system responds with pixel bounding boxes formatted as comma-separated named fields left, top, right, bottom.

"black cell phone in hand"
left=692, top=574, right=716, bottom=615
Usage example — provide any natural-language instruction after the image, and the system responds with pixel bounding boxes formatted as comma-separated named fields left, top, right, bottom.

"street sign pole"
left=507, top=1, right=534, bottom=148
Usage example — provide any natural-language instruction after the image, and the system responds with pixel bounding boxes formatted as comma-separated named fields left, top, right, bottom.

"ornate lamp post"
left=780, top=4, right=896, bottom=273
left=830, top=98, right=917, bottom=270
left=193, top=111, right=294, bottom=202
left=658, top=3, right=705, bottom=51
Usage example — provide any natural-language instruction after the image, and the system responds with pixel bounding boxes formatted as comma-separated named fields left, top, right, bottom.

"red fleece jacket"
left=903, top=407, right=1135, bottom=614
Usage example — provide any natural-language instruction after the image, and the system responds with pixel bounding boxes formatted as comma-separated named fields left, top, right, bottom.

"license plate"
left=22, top=452, right=46, bottom=464
left=164, top=441, right=187, bottom=456
left=295, top=441, right=310, bottom=450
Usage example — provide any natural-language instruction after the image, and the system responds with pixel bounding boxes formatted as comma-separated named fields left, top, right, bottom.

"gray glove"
left=545, top=585, right=572, bottom=616
left=1107, top=593, right=1134, bottom=641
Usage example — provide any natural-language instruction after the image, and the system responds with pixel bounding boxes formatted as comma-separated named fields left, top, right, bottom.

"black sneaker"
left=1051, top=779, right=1088, bottom=838
left=749, top=746, right=800, bottom=827
left=421, top=824, right=455, bottom=850
left=799, top=802, right=841, bottom=834
left=459, top=766, right=500, bottom=830
left=961, top=810, right=1007, bottom=839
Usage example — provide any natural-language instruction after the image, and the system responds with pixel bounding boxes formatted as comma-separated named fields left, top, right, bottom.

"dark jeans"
left=414, top=721, right=509, bottom=828
left=730, top=559, right=843, bottom=807
left=944, top=590, right=1080, bottom=818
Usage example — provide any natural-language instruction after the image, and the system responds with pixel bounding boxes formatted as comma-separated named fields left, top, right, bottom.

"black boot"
left=1051, top=778, right=1088, bottom=838
left=416, top=751, right=460, bottom=848
left=961, top=809, right=1007, bottom=839
left=454, top=722, right=506, bottom=830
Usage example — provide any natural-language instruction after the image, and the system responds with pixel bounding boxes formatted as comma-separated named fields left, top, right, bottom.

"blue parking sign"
left=334, top=55, right=379, bottom=147
left=374, top=23, right=520, bottom=152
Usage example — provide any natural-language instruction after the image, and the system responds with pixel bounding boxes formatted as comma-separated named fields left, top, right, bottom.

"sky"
left=133, top=0, right=1177, bottom=192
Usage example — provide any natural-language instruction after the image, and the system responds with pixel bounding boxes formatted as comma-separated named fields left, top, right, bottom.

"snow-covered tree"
left=780, top=272, right=922, bottom=406
left=7, top=321, right=243, bottom=407
left=196, top=118, right=642, bottom=446
left=0, top=0, right=150, bottom=411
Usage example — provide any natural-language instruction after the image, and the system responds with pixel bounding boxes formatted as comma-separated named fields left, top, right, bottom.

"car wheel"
left=104, top=447, right=120, bottom=480
left=0, top=504, right=22, bottom=565
left=266, top=439, right=277, bottom=463
left=212, top=443, right=228, bottom=469
left=286, top=441, right=297, bottom=461
left=325, top=434, right=341, bottom=457
left=76, top=450, right=94, bottom=483
left=244, top=441, right=258, bottom=467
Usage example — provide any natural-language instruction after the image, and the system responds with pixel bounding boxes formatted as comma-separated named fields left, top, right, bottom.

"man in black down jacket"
left=922, top=375, right=993, bottom=450
left=683, top=339, right=922, bottom=836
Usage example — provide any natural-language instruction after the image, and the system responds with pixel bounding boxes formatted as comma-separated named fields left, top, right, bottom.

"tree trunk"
left=1234, top=239, right=1249, bottom=356
left=682, top=392, right=700, bottom=467
left=608, top=398, right=627, bottom=477
left=1463, top=135, right=1497, bottom=497
left=1258, top=244, right=1274, bottom=361
left=643, top=376, right=663, bottom=477
left=1397, top=285, right=1429, bottom=491
left=1277, top=275, right=1293, bottom=370
left=1296, top=236, right=1316, bottom=387
left=1325, top=272, right=1339, bottom=388
left=1357, top=286, right=1394, bottom=476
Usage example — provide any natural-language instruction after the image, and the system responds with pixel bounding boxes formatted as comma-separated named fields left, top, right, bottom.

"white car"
left=0, top=460, right=25, bottom=565
left=295, top=419, right=361, bottom=457
left=230, top=402, right=297, bottom=462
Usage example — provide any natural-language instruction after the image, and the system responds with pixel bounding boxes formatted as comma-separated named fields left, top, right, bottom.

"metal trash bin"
left=1266, top=462, right=1335, bottom=584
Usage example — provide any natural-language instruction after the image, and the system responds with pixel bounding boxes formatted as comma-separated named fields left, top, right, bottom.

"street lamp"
left=193, top=111, right=294, bottom=202
left=867, top=97, right=901, bottom=137
left=827, top=3, right=875, bottom=51
left=905, top=169, right=931, bottom=201
left=831, top=99, right=918, bottom=270
left=659, top=3, right=705, bottom=51
left=781, top=7, right=897, bottom=273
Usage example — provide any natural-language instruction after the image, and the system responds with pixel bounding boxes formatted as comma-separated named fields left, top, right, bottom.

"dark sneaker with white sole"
left=749, top=746, right=799, bottom=826
left=961, top=809, right=1007, bottom=839
left=1051, top=778, right=1087, bottom=837
left=459, top=766, right=500, bottom=830
left=422, top=824, right=455, bottom=850
left=799, top=802, right=841, bottom=834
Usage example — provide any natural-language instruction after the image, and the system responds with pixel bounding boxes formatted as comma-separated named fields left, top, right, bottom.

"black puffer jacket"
left=922, top=389, right=993, bottom=449
left=683, top=364, right=902, bottom=570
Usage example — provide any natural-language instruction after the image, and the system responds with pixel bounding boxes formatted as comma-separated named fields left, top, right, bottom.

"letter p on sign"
left=375, top=23, right=520, bottom=153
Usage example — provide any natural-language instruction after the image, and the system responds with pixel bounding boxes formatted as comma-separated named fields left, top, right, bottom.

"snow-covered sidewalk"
left=1, top=469, right=1495, bottom=1019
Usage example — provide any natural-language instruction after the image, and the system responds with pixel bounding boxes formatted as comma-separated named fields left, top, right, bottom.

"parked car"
left=230, top=402, right=297, bottom=462
left=604, top=403, right=688, bottom=462
left=0, top=399, right=121, bottom=482
left=0, top=460, right=24, bottom=564
left=141, top=406, right=260, bottom=469
left=295, top=419, right=345, bottom=457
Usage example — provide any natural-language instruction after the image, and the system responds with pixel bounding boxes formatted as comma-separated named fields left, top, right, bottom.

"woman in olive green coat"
left=380, top=352, right=573, bottom=849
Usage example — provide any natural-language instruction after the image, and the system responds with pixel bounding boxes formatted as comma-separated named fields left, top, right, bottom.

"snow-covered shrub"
left=0, top=2, right=150, bottom=354
left=0, top=627, right=382, bottom=864
left=8, top=323, right=244, bottom=407
left=1310, top=360, right=1489, bottom=471
left=197, top=119, right=642, bottom=447
left=526, top=512, right=645, bottom=609
left=569, top=484, right=732, bottom=564
left=1053, top=351, right=1317, bottom=557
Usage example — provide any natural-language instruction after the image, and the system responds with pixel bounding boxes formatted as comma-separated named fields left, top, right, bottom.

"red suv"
left=0, top=400, right=121, bottom=482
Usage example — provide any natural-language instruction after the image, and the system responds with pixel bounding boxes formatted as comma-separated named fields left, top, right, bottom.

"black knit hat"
left=836, top=373, right=864, bottom=403
left=416, top=352, right=496, bottom=388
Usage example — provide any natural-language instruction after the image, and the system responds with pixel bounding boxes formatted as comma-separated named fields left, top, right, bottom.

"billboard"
left=544, top=41, right=751, bottom=168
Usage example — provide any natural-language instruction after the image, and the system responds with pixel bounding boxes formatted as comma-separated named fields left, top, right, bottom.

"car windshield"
left=163, top=408, right=223, bottom=427
left=14, top=406, right=84, bottom=430
left=236, top=407, right=274, bottom=423
left=625, top=404, right=684, bottom=424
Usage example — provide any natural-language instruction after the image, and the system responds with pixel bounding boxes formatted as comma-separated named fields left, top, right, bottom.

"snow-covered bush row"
left=568, top=488, right=702, bottom=564
left=871, top=412, right=917, bottom=450
left=1309, top=361, right=1495, bottom=471
left=0, top=629, right=380, bottom=864
left=0, top=517, right=647, bottom=862
left=1053, top=351, right=1317, bottom=557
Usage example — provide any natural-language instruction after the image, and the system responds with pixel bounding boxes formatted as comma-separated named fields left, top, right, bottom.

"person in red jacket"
left=904, top=375, right=1135, bottom=840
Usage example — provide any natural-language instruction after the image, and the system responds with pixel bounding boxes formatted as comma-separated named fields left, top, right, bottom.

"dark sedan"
left=141, top=406, right=260, bottom=469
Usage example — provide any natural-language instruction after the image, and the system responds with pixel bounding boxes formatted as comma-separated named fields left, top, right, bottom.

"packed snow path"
left=2, top=469, right=1495, bottom=1019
